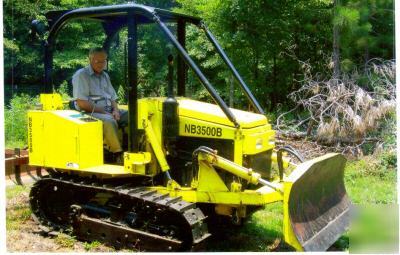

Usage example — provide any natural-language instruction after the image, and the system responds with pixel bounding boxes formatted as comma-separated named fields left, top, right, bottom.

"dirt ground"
left=6, top=185, right=118, bottom=252
left=275, top=134, right=333, bottom=160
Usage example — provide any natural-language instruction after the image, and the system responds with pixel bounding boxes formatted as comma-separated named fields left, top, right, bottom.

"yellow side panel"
left=28, top=110, right=103, bottom=170
left=28, top=111, right=45, bottom=165
left=78, top=118, right=104, bottom=168
left=43, top=112, right=79, bottom=167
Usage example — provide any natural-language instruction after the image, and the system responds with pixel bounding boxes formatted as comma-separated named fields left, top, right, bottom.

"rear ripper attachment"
left=6, top=148, right=45, bottom=185
left=30, top=175, right=210, bottom=251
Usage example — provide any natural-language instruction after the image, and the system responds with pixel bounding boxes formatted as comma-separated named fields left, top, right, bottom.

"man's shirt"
left=72, top=65, right=118, bottom=112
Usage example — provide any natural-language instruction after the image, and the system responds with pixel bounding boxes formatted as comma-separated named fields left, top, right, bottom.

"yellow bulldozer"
left=25, top=3, right=351, bottom=251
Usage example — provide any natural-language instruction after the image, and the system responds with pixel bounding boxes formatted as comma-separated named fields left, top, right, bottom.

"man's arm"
left=111, top=100, right=120, bottom=121
left=76, top=99, right=107, bottom=114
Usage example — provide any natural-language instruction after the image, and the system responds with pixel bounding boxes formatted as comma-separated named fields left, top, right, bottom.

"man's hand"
left=111, top=100, right=120, bottom=121
left=112, top=109, right=120, bottom=121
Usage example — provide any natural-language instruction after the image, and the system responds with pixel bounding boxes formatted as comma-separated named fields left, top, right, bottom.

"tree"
left=4, top=0, right=393, bottom=108
left=334, top=0, right=394, bottom=73
left=175, top=0, right=333, bottom=110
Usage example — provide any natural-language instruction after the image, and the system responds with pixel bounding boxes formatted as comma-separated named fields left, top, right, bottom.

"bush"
left=56, top=80, right=72, bottom=101
left=5, top=94, right=39, bottom=147
left=381, top=150, right=397, bottom=169
left=346, top=149, right=396, bottom=181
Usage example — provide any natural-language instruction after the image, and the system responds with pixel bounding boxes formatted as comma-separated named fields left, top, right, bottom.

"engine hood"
left=175, top=98, right=268, bottom=128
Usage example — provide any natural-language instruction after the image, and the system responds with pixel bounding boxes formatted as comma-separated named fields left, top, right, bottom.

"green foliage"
left=3, top=0, right=394, bottom=113
left=55, top=234, right=77, bottom=248
left=5, top=94, right=39, bottom=147
left=117, top=83, right=127, bottom=105
left=345, top=152, right=397, bottom=204
left=83, top=240, right=102, bottom=251
left=175, top=0, right=335, bottom=110
left=382, top=114, right=396, bottom=147
left=334, top=6, right=360, bottom=28
left=380, top=150, right=397, bottom=169
left=6, top=205, right=31, bottom=231
left=336, top=0, right=394, bottom=70
left=6, top=184, right=30, bottom=200
left=361, top=110, right=396, bottom=155
left=56, top=80, right=71, bottom=101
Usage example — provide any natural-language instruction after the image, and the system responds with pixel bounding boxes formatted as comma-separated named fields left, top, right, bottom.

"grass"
left=344, top=152, right=397, bottom=204
left=6, top=185, right=31, bottom=231
left=6, top=185, right=30, bottom=200
left=55, top=234, right=77, bottom=248
left=83, top=240, right=102, bottom=251
left=6, top=206, right=31, bottom=231
left=5, top=140, right=26, bottom=150
left=205, top=202, right=288, bottom=251
left=206, top=206, right=316, bottom=252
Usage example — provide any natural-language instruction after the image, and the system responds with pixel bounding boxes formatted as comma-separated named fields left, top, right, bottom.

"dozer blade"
left=283, top=153, right=351, bottom=251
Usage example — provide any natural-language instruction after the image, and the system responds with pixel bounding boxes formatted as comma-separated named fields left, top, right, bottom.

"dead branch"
left=277, top=57, right=396, bottom=156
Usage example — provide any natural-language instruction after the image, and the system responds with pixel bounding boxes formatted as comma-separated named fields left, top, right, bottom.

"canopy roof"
left=45, top=3, right=201, bottom=30
left=40, top=3, right=263, bottom=127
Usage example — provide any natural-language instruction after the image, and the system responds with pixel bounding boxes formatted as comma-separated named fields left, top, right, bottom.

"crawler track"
left=29, top=174, right=210, bottom=251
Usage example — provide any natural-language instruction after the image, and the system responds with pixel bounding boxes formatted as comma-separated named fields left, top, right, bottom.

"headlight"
left=269, top=138, right=275, bottom=145
left=256, top=138, right=263, bottom=149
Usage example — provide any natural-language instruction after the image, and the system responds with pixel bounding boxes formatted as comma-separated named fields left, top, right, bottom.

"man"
left=72, top=47, right=127, bottom=163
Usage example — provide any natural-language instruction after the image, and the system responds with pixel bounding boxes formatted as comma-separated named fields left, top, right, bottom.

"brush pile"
left=277, top=58, right=395, bottom=156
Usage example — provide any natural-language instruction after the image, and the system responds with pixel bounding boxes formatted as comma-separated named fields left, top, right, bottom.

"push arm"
left=194, top=147, right=282, bottom=191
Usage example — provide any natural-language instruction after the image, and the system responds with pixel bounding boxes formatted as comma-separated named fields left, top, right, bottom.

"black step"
left=170, top=201, right=196, bottom=212
left=158, top=196, right=182, bottom=206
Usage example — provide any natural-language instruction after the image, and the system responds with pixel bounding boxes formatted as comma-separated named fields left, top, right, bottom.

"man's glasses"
left=93, top=59, right=107, bottom=64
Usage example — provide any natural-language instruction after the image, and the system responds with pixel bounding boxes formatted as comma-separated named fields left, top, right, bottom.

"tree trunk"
left=229, top=75, right=234, bottom=107
left=333, top=0, right=341, bottom=80
left=254, top=48, right=259, bottom=80
left=271, top=54, right=277, bottom=109
left=364, top=45, right=370, bottom=69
